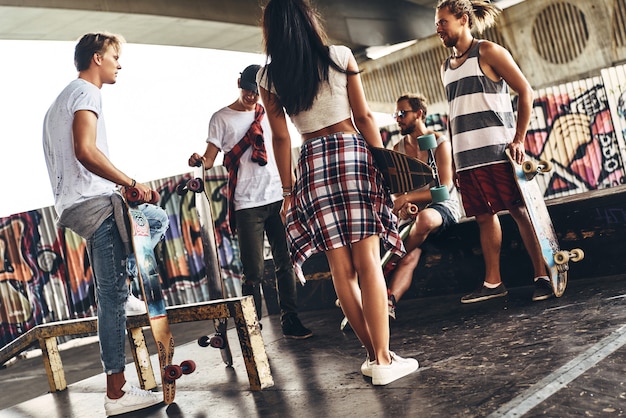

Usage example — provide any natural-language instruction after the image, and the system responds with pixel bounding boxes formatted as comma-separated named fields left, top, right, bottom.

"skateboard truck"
left=554, top=249, right=585, bottom=265
left=418, top=133, right=449, bottom=203
left=522, top=159, right=553, bottom=180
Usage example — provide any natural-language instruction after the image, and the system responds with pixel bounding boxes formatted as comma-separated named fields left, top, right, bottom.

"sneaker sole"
left=372, top=362, right=419, bottom=385
left=460, top=291, right=508, bottom=304
left=532, top=293, right=554, bottom=302
left=105, top=398, right=161, bottom=416
left=283, top=333, right=313, bottom=340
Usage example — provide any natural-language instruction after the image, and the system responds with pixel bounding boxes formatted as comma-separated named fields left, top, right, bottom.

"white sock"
left=483, top=281, right=501, bottom=289
left=534, top=275, right=549, bottom=282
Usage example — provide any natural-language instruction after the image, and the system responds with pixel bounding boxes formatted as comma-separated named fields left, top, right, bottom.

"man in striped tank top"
left=436, top=0, right=554, bottom=303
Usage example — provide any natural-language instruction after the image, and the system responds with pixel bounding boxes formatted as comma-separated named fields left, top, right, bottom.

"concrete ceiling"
left=0, top=0, right=515, bottom=59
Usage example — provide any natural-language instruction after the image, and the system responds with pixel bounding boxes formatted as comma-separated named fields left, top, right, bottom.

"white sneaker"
left=361, top=351, right=405, bottom=378
left=371, top=352, right=419, bottom=385
left=125, top=293, right=147, bottom=316
left=361, top=354, right=376, bottom=377
left=104, top=382, right=161, bottom=416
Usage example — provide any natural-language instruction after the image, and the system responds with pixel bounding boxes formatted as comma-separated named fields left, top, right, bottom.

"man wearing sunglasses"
left=385, top=94, right=461, bottom=319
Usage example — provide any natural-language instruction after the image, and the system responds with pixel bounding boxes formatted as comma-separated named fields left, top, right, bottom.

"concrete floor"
left=1, top=274, right=626, bottom=417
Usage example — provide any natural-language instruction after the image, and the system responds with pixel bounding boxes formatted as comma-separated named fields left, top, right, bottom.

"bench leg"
left=39, top=337, right=67, bottom=392
left=127, top=327, right=157, bottom=390
left=230, top=296, right=274, bottom=390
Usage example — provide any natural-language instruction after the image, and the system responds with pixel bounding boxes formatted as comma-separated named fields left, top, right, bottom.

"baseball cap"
left=240, top=64, right=261, bottom=94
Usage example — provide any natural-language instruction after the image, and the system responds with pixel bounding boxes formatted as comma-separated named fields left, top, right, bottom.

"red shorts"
left=457, top=163, right=523, bottom=217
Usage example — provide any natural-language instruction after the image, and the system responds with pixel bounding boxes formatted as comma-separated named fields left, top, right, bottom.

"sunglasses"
left=392, top=110, right=415, bottom=119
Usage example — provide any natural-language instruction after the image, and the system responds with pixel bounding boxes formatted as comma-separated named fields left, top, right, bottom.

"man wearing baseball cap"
left=188, top=65, right=312, bottom=339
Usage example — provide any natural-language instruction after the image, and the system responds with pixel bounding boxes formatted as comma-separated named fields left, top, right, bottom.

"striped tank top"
left=442, top=40, right=516, bottom=171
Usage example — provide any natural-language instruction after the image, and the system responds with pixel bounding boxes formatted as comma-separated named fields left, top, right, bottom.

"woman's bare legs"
left=326, top=235, right=391, bottom=365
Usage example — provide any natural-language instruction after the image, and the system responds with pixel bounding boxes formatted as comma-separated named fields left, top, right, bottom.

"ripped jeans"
left=127, top=204, right=169, bottom=292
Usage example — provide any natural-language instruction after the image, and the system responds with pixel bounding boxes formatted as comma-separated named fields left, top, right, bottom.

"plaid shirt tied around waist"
left=222, top=103, right=267, bottom=233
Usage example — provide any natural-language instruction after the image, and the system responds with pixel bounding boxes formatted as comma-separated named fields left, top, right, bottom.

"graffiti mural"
left=0, top=212, right=47, bottom=347
left=527, top=77, right=626, bottom=198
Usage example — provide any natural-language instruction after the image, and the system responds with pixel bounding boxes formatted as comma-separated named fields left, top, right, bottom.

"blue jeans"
left=87, top=215, right=128, bottom=374
left=127, top=204, right=169, bottom=280
left=236, top=200, right=298, bottom=321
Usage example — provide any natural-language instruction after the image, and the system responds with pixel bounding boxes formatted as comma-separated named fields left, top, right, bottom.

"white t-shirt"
left=43, top=79, right=116, bottom=217
left=207, top=106, right=282, bottom=210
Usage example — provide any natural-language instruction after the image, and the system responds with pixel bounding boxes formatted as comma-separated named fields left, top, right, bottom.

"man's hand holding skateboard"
left=392, top=194, right=419, bottom=221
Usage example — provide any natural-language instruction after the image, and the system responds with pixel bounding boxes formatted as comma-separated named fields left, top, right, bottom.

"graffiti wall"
left=0, top=167, right=242, bottom=348
left=526, top=68, right=626, bottom=198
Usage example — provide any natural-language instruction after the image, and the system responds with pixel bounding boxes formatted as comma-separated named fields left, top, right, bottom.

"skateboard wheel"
left=554, top=251, right=569, bottom=265
left=176, top=183, right=187, bottom=196
left=406, top=204, right=418, bottom=215
left=417, top=133, right=437, bottom=150
left=209, top=334, right=225, bottom=349
left=164, top=364, right=182, bottom=381
left=125, top=187, right=142, bottom=203
left=147, top=190, right=160, bottom=204
left=522, top=160, right=537, bottom=175
left=430, top=186, right=449, bottom=203
left=335, top=298, right=341, bottom=308
left=198, top=335, right=210, bottom=347
left=538, top=160, right=553, bottom=172
left=187, top=178, right=204, bottom=193
left=570, top=248, right=585, bottom=262
left=180, top=360, right=196, bottom=374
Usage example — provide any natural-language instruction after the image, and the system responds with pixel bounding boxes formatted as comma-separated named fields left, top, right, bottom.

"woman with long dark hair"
left=258, top=0, right=419, bottom=385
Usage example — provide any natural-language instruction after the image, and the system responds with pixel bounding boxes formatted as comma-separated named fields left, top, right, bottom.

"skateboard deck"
left=178, top=165, right=233, bottom=366
left=506, top=150, right=584, bottom=297
left=124, top=189, right=195, bottom=404
left=371, top=147, right=433, bottom=194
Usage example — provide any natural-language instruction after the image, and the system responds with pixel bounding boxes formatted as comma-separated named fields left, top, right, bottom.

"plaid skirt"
left=286, top=132, right=405, bottom=281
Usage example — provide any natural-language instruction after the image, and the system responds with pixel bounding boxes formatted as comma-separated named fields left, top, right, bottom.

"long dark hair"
left=261, top=0, right=355, bottom=115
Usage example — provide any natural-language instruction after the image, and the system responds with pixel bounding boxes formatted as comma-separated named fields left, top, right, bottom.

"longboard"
left=505, top=150, right=584, bottom=297
left=370, top=147, right=433, bottom=194
left=177, top=165, right=234, bottom=366
left=124, top=189, right=196, bottom=404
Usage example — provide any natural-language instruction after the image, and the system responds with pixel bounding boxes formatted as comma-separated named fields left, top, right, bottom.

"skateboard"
left=371, top=147, right=433, bottom=195
left=505, top=149, right=584, bottom=297
left=124, top=188, right=196, bottom=404
left=177, top=163, right=234, bottom=366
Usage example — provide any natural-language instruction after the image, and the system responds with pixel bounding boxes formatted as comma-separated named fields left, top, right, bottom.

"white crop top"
left=257, top=45, right=353, bottom=134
